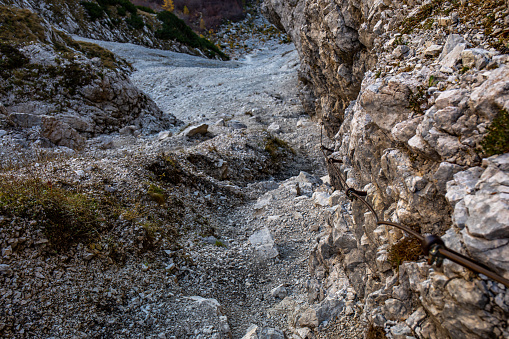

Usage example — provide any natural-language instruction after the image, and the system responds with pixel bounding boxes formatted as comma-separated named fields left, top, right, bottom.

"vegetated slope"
left=0, top=4, right=177, bottom=150
left=263, top=0, right=509, bottom=338
left=0, top=0, right=228, bottom=59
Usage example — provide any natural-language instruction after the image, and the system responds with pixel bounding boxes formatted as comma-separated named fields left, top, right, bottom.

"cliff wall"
left=263, top=0, right=509, bottom=337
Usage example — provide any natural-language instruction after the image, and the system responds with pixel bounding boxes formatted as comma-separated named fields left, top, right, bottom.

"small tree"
left=162, top=0, right=174, bottom=12
left=183, top=5, right=189, bottom=15
left=200, top=18, right=206, bottom=30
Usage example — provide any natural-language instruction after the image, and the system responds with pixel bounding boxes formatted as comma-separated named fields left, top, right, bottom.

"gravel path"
left=74, top=36, right=300, bottom=127
left=71, top=32, right=339, bottom=338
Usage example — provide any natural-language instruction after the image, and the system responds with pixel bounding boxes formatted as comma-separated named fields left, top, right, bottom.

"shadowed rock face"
left=132, top=0, right=246, bottom=29
left=262, top=0, right=378, bottom=136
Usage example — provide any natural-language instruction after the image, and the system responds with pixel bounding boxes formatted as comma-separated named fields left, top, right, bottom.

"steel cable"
left=320, top=127, right=509, bottom=288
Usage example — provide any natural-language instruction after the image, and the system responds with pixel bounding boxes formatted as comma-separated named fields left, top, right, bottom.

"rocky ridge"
left=0, top=4, right=177, bottom=155
left=263, top=0, right=509, bottom=338
left=1, top=0, right=227, bottom=59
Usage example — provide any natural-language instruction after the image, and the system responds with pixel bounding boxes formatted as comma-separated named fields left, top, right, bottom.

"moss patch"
left=481, top=109, right=509, bottom=157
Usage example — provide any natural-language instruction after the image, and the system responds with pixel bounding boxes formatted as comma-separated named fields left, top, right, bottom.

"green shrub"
left=481, top=109, right=509, bottom=156
left=155, top=11, right=228, bottom=60
left=0, top=43, right=29, bottom=75
left=125, top=13, right=144, bottom=29
left=81, top=0, right=137, bottom=21
left=117, top=6, right=126, bottom=16
left=214, top=240, right=226, bottom=247
left=80, top=1, right=104, bottom=21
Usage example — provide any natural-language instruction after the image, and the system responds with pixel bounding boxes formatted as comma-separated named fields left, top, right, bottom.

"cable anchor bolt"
left=428, top=243, right=444, bottom=268
left=422, top=235, right=445, bottom=268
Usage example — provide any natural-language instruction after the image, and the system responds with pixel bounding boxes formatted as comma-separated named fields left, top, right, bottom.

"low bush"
left=0, top=178, right=118, bottom=250
left=125, top=13, right=144, bottom=29
left=155, top=10, right=228, bottom=60
left=80, top=1, right=104, bottom=21
left=388, top=237, right=422, bottom=268
left=264, top=136, right=294, bottom=160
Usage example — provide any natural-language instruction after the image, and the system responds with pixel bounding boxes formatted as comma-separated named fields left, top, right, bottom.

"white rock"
left=390, top=322, right=412, bottom=339
left=0, top=264, right=12, bottom=275
left=392, top=45, right=409, bottom=59
left=242, top=324, right=285, bottom=339
left=328, top=191, right=345, bottom=206
left=321, top=175, right=330, bottom=184
left=249, top=227, right=279, bottom=259
left=461, top=48, right=489, bottom=69
left=2, top=245, right=12, bottom=257
left=83, top=252, right=95, bottom=261
left=312, top=191, right=331, bottom=207
left=296, top=171, right=322, bottom=184
left=267, top=215, right=281, bottom=222
left=440, top=43, right=467, bottom=68
left=214, top=119, right=226, bottom=126
left=270, top=284, right=288, bottom=299
left=437, top=16, right=452, bottom=26
left=183, top=123, right=208, bottom=137
left=424, top=44, right=443, bottom=57
left=229, top=120, right=247, bottom=129
left=119, top=125, right=138, bottom=135
left=254, top=193, right=273, bottom=210
left=439, top=34, right=466, bottom=60
left=267, top=122, right=281, bottom=132
left=157, top=130, right=172, bottom=140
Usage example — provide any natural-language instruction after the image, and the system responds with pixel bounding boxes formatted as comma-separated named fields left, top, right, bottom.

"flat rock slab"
left=249, top=227, right=279, bottom=259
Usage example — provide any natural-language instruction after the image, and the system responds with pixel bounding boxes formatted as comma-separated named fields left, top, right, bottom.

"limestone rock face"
left=264, top=0, right=509, bottom=337
left=262, top=0, right=380, bottom=135
left=1, top=0, right=188, bottom=53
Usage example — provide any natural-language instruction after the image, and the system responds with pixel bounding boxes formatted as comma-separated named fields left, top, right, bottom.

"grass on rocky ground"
left=0, top=177, right=118, bottom=250
left=388, top=237, right=422, bottom=269
left=399, top=0, right=508, bottom=53
left=264, top=136, right=295, bottom=161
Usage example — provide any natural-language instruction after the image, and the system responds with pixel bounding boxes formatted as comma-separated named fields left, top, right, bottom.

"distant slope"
left=0, top=0, right=228, bottom=60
